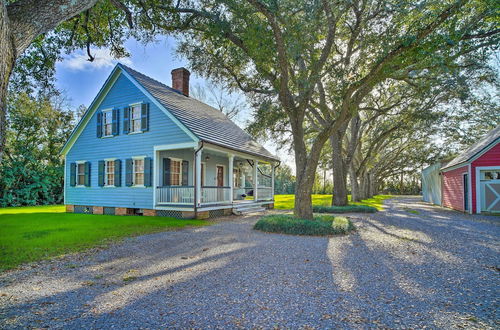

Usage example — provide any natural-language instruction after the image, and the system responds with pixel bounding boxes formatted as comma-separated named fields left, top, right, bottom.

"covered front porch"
left=153, top=142, right=276, bottom=212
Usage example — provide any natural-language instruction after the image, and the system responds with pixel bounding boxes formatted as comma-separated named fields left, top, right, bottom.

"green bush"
left=254, top=214, right=354, bottom=236
left=312, top=204, right=377, bottom=214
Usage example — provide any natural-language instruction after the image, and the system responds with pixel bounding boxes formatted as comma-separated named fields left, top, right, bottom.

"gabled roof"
left=120, top=64, right=278, bottom=160
left=62, top=63, right=278, bottom=161
left=441, top=125, right=500, bottom=171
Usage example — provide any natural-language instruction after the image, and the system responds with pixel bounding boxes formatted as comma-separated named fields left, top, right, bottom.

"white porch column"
left=228, top=154, right=234, bottom=203
left=195, top=149, right=202, bottom=206
left=271, top=163, right=275, bottom=200
left=253, top=160, right=259, bottom=201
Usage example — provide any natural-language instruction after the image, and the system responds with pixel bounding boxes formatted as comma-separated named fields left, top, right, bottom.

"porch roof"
left=120, top=64, right=279, bottom=161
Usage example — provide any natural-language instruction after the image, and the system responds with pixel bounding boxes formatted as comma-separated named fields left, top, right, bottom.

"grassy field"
left=0, top=205, right=208, bottom=271
left=274, top=194, right=393, bottom=210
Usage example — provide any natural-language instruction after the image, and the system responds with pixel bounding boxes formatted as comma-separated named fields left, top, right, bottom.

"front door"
left=216, top=165, right=224, bottom=202
left=216, top=165, right=224, bottom=186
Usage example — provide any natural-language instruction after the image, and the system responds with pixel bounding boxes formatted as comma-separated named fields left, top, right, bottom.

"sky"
left=55, top=37, right=295, bottom=169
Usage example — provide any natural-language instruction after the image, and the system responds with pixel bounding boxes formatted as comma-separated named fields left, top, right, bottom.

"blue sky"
left=55, top=36, right=294, bottom=169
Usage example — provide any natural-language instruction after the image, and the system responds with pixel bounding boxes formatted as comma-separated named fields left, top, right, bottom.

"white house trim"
left=154, top=142, right=198, bottom=151
left=203, top=142, right=276, bottom=165
left=441, top=162, right=470, bottom=173
left=60, top=65, right=199, bottom=156
left=63, top=156, right=67, bottom=204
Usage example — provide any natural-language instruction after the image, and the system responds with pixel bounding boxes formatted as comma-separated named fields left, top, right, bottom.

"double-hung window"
left=77, top=162, right=86, bottom=186
left=131, top=104, right=142, bottom=133
left=133, top=158, right=145, bottom=186
left=170, top=159, right=181, bottom=186
left=103, top=110, right=113, bottom=137
left=105, top=160, right=115, bottom=186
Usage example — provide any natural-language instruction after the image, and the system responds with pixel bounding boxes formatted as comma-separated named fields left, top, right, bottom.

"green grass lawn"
left=274, top=194, right=393, bottom=211
left=0, top=205, right=208, bottom=271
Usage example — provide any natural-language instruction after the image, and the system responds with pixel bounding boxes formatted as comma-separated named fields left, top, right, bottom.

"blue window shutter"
left=84, top=162, right=91, bottom=187
left=144, top=157, right=152, bottom=187
left=163, top=158, right=171, bottom=186
left=112, top=109, right=119, bottom=136
left=125, top=159, right=133, bottom=186
left=70, top=163, right=76, bottom=187
left=141, top=103, right=149, bottom=132
left=98, top=160, right=105, bottom=187
left=123, top=107, right=130, bottom=134
left=182, top=160, right=189, bottom=186
left=114, top=159, right=122, bottom=187
left=96, top=112, right=103, bottom=138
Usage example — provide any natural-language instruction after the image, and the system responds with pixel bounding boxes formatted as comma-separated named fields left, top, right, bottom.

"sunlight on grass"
left=274, top=194, right=392, bottom=210
left=0, top=204, right=66, bottom=215
left=0, top=206, right=209, bottom=271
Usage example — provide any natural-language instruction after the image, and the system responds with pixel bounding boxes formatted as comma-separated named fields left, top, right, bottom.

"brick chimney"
left=171, top=67, right=190, bottom=96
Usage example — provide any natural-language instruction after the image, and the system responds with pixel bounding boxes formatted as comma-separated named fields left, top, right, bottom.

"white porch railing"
left=157, top=186, right=194, bottom=204
left=257, top=186, right=273, bottom=201
left=233, top=187, right=254, bottom=200
left=201, top=186, right=232, bottom=204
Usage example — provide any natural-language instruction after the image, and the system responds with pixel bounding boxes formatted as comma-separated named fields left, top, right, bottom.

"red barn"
left=440, top=125, right=500, bottom=214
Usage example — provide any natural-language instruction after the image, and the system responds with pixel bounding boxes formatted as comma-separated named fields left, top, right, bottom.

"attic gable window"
left=131, top=104, right=142, bottom=133
left=124, top=103, right=149, bottom=134
left=104, top=111, right=113, bottom=136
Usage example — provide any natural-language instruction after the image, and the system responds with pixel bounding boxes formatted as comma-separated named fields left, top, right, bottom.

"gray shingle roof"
left=120, top=64, right=278, bottom=161
left=442, top=125, right=500, bottom=170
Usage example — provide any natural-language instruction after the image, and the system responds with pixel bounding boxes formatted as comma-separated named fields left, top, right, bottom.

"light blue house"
left=61, top=64, right=279, bottom=218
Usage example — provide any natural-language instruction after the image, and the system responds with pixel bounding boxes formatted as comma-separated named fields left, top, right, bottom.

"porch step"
left=233, top=204, right=267, bottom=215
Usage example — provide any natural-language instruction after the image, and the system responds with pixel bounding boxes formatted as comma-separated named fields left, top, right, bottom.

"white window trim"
left=132, top=156, right=146, bottom=187
left=215, top=164, right=225, bottom=186
left=169, top=157, right=183, bottom=186
left=104, top=158, right=117, bottom=188
left=129, top=102, right=143, bottom=134
left=75, top=160, right=87, bottom=188
left=101, top=108, right=114, bottom=138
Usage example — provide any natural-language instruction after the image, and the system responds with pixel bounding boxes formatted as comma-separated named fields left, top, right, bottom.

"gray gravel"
left=0, top=196, right=499, bottom=329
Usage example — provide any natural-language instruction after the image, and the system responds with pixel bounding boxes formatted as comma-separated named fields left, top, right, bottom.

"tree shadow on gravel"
left=1, top=198, right=499, bottom=328
left=326, top=197, right=499, bottom=328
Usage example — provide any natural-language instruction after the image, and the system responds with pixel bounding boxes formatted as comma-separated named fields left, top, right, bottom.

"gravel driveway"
left=1, top=197, right=499, bottom=329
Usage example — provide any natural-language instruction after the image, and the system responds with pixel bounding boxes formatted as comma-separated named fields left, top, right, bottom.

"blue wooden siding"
left=158, top=149, right=195, bottom=186
left=65, top=72, right=194, bottom=209
left=201, top=152, right=230, bottom=186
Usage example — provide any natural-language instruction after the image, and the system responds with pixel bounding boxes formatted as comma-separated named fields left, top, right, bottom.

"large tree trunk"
left=330, top=133, right=348, bottom=206
left=0, top=2, right=15, bottom=161
left=349, top=163, right=360, bottom=202
left=0, top=0, right=99, bottom=161
left=368, top=171, right=377, bottom=198
left=359, top=171, right=370, bottom=200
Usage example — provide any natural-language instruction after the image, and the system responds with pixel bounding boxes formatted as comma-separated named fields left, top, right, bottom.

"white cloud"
left=60, top=48, right=132, bottom=71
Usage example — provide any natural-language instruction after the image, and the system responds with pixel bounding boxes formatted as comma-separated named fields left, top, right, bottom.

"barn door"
left=480, top=169, right=500, bottom=213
